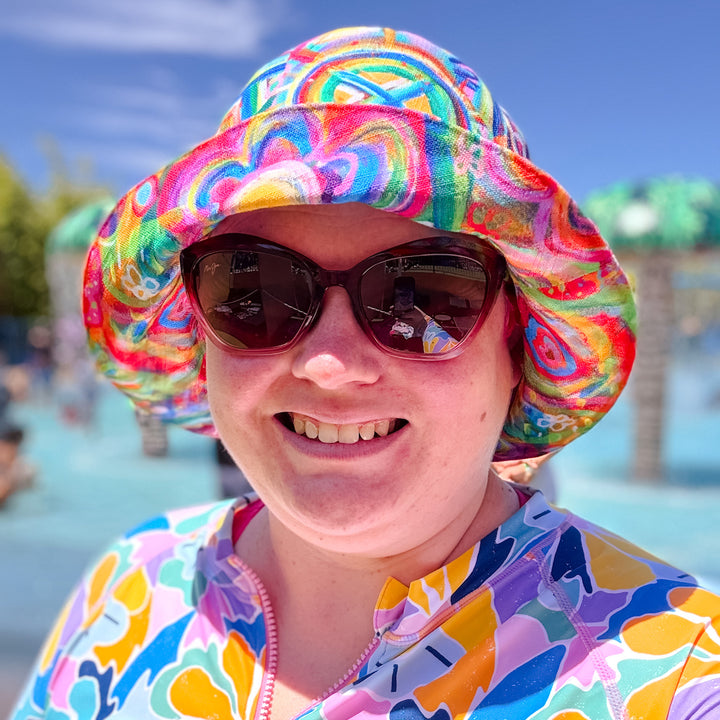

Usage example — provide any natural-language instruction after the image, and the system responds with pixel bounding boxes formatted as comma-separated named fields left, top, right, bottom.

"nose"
left=291, top=287, right=383, bottom=388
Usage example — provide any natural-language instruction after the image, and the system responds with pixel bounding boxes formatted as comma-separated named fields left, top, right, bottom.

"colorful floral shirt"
left=12, top=493, right=720, bottom=719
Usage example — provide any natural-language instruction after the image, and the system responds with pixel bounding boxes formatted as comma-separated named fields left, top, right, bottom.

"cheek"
left=442, top=325, right=517, bottom=443
left=413, top=356, right=507, bottom=442
left=205, top=347, right=234, bottom=412
left=204, top=346, right=270, bottom=427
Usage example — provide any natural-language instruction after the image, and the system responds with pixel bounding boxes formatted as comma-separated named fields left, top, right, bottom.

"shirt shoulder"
left=10, top=498, right=245, bottom=720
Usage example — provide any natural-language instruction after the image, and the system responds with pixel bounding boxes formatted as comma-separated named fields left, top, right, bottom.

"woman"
left=13, top=27, right=719, bottom=719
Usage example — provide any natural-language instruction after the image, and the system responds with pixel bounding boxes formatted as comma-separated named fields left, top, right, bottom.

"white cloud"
left=55, top=72, right=239, bottom=191
left=83, top=140, right=179, bottom=180
left=75, top=138, right=173, bottom=173
left=76, top=76, right=230, bottom=143
left=1, top=0, right=290, bottom=57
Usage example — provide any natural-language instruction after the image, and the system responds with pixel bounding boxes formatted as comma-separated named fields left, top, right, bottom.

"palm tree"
left=584, top=177, right=720, bottom=482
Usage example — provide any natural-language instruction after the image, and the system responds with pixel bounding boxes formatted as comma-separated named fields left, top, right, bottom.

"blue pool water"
left=552, top=356, right=720, bottom=589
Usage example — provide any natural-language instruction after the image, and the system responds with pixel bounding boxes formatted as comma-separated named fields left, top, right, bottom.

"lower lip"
left=275, top=417, right=406, bottom=459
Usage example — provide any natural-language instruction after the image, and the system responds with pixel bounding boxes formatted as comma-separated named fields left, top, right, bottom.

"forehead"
left=211, top=203, right=475, bottom=268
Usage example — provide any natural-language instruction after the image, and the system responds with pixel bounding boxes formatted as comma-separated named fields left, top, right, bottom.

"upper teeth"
left=290, top=413, right=395, bottom=444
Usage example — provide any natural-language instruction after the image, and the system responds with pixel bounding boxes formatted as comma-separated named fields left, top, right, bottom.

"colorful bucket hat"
left=83, top=26, right=636, bottom=461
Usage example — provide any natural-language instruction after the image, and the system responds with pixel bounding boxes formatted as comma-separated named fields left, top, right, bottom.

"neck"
left=233, top=472, right=521, bottom=706
left=236, top=470, right=520, bottom=613
left=237, top=507, right=393, bottom=623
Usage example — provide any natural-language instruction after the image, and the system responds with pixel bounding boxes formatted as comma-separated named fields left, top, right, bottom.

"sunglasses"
left=180, top=234, right=507, bottom=359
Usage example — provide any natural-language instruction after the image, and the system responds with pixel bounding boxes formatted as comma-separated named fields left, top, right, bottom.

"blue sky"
left=1, top=0, right=718, bottom=203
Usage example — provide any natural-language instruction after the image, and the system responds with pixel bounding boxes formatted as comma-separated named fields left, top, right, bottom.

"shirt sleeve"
left=667, top=589, right=720, bottom=719
left=9, top=536, right=132, bottom=719
left=7, top=502, right=225, bottom=719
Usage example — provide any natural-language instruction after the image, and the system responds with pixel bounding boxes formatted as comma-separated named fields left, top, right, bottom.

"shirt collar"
left=200, top=492, right=566, bottom=637
left=373, top=492, right=566, bottom=636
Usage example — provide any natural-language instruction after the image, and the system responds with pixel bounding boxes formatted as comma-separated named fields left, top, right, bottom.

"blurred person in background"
left=0, top=355, right=34, bottom=505
left=26, top=323, right=53, bottom=398
left=11, top=27, right=720, bottom=720
left=0, top=420, right=34, bottom=506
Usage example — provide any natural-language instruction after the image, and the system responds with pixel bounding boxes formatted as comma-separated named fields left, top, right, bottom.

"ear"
left=502, top=284, right=524, bottom=387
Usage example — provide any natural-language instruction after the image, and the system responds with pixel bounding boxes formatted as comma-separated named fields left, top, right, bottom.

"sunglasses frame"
left=180, top=233, right=508, bottom=360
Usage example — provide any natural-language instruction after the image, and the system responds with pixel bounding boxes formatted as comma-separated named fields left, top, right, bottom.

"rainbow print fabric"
left=83, top=27, right=636, bottom=461
left=12, top=493, right=720, bottom=719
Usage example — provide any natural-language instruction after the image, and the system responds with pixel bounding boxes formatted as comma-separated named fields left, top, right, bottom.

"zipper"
left=232, top=550, right=382, bottom=720
left=233, top=558, right=278, bottom=720
left=306, top=632, right=382, bottom=708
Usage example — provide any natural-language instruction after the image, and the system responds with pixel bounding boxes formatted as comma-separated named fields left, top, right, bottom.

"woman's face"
left=204, top=203, right=521, bottom=558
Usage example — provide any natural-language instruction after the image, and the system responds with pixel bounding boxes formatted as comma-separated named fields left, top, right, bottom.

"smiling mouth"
left=278, top=412, right=408, bottom=444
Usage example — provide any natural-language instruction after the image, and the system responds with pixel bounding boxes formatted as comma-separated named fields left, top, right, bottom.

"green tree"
left=0, top=158, right=46, bottom=317
left=0, top=153, right=111, bottom=318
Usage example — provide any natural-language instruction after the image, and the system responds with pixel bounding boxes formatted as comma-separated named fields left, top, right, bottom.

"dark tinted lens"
left=360, top=254, right=490, bottom=354
left=194, top=250, right=314, bottom=349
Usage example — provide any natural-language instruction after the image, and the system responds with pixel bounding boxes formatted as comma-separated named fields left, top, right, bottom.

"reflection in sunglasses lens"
left=361, top=255, right=489, bottom=355
left=197, top=251, right=313, bottom=349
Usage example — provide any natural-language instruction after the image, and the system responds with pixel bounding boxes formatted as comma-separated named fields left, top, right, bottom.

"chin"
left=267, top=476, right=410, bottom=546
